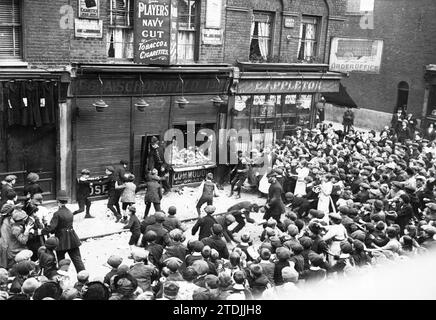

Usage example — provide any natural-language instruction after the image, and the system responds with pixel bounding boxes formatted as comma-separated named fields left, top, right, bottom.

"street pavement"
left=48, top=185, right=267, bottom=281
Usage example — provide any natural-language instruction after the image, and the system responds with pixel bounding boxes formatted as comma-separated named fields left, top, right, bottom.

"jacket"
left=42, top=206, right=81, bottom=251
left=143, top=179, right=162, bottom=203
left=202, top=235, right=229, bottom=259
left=38, top=248, right=58, bottom=278
left=76, top=178, right=91, bottom=200
left=145, top=223, right=170, bottom=247
left=23, top=182, right=43, bottom=198
left=129, top=262, right=159, bottom=292
left=0, top=218, right=28, bottom=268
left=120, top=182, right=137, bottom=203
left=191, top=214, right=217, bottom=240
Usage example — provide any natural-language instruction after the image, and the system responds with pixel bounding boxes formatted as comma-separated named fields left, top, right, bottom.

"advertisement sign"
left=202, top=28, right=223, bottom=45
left=74, top=18, right=103, bottom=38
left=205, top=0, right=222, bottom=28
left=78, top=0, right=100, bottom=19
left=329, top=37, right=384, bottom=73
left=172, top=167, right=215, bottom=186
left=134, top=0, right=172, bottom=65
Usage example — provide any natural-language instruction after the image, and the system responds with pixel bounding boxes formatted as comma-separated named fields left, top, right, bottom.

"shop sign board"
left=171, top=167, right=215, bottom=186
left=134, top=0, right=172, bottom=65
left=237, top=79, right=340, bottom=94
left=329, top=37, right=384, bottom=74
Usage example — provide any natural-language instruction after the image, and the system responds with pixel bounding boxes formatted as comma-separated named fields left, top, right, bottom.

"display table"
left=170, top=163, right=217, bottom=187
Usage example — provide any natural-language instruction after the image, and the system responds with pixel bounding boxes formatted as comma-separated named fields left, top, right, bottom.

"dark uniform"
left=42, top=205, right=85, bottom=273
left=227, top=201, right=255, bottom=234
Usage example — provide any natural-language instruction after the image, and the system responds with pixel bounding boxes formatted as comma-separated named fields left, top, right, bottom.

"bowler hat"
left=57, top=190, right=68, bottom=202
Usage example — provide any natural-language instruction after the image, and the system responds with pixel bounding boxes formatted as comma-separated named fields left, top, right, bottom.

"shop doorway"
left=140, top=134, right=161, bottom=181
left=0, top=124, right=57, bottom=200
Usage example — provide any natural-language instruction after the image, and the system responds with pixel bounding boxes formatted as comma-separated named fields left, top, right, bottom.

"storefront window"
left=427, top=85, right=436, bottom=117
left=232, top=94, right=314, bottom=146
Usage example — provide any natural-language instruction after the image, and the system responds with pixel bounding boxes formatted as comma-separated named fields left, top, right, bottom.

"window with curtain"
left=347, top=0, right=374, bottom=13
left=107, top=0, right=134, bottom=59
left=297, top=16, right=319, bottom=62
left=249, top=12, right=273, bottom=62
left=178, top=0, right=199, bottom=63
left=0, top=0, right=22, bottom=60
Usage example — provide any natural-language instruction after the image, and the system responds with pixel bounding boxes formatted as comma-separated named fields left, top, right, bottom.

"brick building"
left=322, top=0, right=436, bottom=131
left=2, top=0, right=387, bottom=201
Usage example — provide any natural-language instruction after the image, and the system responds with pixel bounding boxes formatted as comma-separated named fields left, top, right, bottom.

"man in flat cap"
left=73, top=169, right=93, bottom=218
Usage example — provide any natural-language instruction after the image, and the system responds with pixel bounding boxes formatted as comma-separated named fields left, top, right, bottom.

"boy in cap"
left=145, top=211, right=171, bottom=247
left=163, top=206, right=187, bottom=232
left=196, top=173, right=219, bottom=216
left=101, top=166, right=122, bottom=222
left=73, top=169, right=93, bottom=218
left=192, top=205, right=218, bottom=241
left=38, top=236, right=59, bottom=279
left=202, top=224, right=230, bottom=259
left=74, top=270, right=90, bottom=294
left=104, top=255, right=123, bottom=286
left=123, top=205, right=141, bottom=251
left=300, top=254, right=327, bottom=283
left=157, top=281, right=180, bottom=300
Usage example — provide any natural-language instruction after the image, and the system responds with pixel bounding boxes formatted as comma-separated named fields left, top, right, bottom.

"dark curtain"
left=1, top=81, right=57, bottom=128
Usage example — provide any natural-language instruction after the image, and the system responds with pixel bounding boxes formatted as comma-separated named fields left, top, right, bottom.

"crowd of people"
left=1, top=117, right=436, bottom=300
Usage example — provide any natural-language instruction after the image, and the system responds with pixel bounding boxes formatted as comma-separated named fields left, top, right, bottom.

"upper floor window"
left=107, top=0, right=134, bottom=59
left=177, top=0, right=200, bottom=63
left=249, top=11, right=273, bottom=62
left=347, top=0, right=374, bottom=14
left=0, top=0, right=22, bottom=60
left=297, top=16, right=319, bottom=62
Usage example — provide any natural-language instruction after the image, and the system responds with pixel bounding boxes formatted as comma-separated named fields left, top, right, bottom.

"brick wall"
left=223, top=0, right=345, bottom=64
left=334, top=0, right=436, bottom=121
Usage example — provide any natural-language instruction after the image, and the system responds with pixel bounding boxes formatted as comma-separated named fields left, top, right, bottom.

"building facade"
left=322, top=0, right=436, bottom=131
left=1, top=0, right=357, bottom=201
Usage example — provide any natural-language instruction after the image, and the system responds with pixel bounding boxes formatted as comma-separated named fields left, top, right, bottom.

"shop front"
left=230, top=64, right=343, bottom=152
left=70, top=64, right=233, bottom=199
left=0, top=69, right=63, bottom=200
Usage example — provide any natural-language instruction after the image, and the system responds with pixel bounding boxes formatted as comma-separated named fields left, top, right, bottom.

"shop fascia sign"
left=237, top=79, right=340, bottom=94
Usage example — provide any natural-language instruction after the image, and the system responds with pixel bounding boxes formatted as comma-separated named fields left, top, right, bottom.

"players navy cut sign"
left=134, top=0, right=171, bottom=65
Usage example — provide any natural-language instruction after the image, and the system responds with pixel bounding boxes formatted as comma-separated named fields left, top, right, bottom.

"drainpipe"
left=323, top=1, right=330, bottom=64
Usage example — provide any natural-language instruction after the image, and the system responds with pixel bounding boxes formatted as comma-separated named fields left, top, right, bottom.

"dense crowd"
left=1, top=117, right=436, bottom=300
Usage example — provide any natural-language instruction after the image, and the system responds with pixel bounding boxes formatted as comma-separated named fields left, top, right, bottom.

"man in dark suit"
left=42, top=190, right=85, bottom=273
left=264, top=174, right=285, bottom=228
left=191, top=205, right=217, bottom=241
left=147, top=137, right=170, bottom=194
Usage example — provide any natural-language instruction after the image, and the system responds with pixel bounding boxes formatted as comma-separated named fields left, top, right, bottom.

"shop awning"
left=323, top=83, right=358, bottom=108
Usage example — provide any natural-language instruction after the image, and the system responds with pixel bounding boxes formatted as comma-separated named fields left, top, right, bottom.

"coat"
left=0, top=183, right=14, bottom=209
left=202, top=235, right=229, bottom=259
left=191, top=214, right=217, bottom=240
left=120, top=182, right=137, bottom=203
left=143, top=179, right=162, bottom=204
left=38, top=248, right=58, bottom=278
left=129, top=262, right=159, bottom=292
left=42, top=206, right=81, bottom=251
left=23, top=182, right=43, bottom=198
left=0, top=217, right=28, bottom=268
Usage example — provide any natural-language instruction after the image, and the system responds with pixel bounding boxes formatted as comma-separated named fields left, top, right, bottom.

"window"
left=297, top=16, right=319, bottom=62
left=396, top=81, right=409, bottom=113
left=177, top=0, right=199, bottom=62
left=0, top=0, right=21, bottom=60
left=347, top=0, right=374, bottom=14
left=249, top=12, right=273, bottom=62
left=107, top=0, right=134, bottom=59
